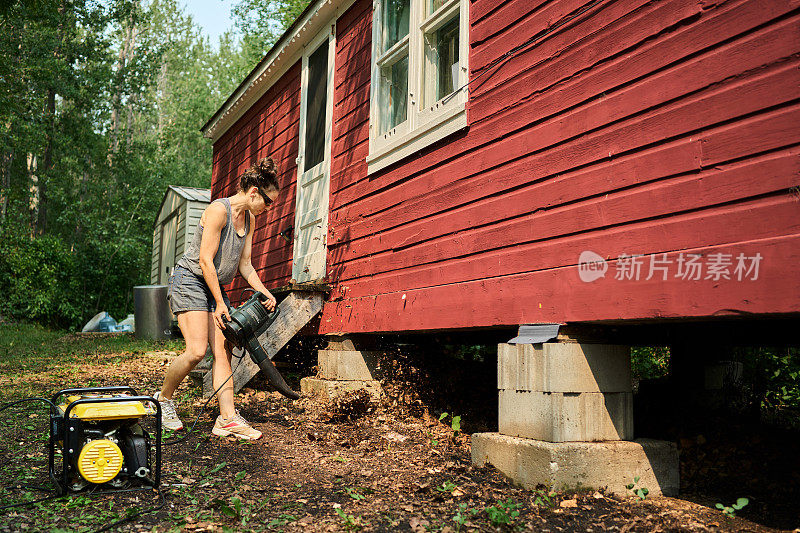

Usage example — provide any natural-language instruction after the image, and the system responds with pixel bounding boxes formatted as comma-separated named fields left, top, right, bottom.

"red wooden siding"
left=210, top=62, right=302, bottom=297
left=212, top=0, right=800, bottom=334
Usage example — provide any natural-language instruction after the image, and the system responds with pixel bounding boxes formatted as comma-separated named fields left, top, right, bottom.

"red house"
left=201, top=0, right=799, bottom=495
left=203, top=0, right=799, bottom=337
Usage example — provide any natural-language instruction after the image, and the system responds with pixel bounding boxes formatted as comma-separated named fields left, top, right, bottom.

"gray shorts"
left=167, top=265, right=231, bottom=314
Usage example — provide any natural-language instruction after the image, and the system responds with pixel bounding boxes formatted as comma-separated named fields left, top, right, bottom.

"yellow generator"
left=48, top=387, right=161, bottom=494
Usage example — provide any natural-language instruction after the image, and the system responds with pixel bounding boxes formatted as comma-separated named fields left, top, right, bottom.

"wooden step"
left=201, top=291, right=324, bottom=397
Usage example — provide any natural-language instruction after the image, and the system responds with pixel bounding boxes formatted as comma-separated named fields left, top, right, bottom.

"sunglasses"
left=257, top=188, right=274, bottom=206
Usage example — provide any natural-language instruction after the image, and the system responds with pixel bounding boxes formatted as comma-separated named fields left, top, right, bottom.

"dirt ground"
left=1, top=340, right=799, bottom=532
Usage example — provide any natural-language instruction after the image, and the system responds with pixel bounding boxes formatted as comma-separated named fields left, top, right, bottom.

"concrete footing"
left=300, top=348, right=384, bottom=400
left=499, top=390, right=633, bottom=441
left=318, top=350, right=383, bottom=381
left=472, top=341, right=679, bottom=496
left=300, top=377, right=382, bottom=399
left=472, top=432, right=679, bottom=496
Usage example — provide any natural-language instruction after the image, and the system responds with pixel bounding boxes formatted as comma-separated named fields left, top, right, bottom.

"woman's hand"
left=261, top=291, right=277, bottom=312
left=213, top=303, right=231, bottom=330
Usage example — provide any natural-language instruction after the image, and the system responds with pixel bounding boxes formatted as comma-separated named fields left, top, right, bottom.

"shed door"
left=293, top=26, right=335, bottom=283
left=159, top=213, right=178, bottom=284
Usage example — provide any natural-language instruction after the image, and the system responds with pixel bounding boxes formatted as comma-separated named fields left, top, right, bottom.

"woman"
left=155, top=157, right=280, bottom=440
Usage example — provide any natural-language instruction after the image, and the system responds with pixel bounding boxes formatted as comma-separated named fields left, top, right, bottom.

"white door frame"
left=293, top=24, right=336, bottom=283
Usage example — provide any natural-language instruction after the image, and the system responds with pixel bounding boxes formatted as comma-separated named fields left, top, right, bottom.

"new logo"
left=579, top=251, right=607, bottom=282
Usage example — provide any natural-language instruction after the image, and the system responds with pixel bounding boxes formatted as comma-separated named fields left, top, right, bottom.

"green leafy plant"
left=532, top=488, right=555, bottom=507
left=484, top=498, right=521, bottom=526
left=716, top=497, right=749, bottom=517
left=452, top=502, right=478, bottom=531
left=345, top=486, right=366, bottom=501
left=336, top=507, right=364, bottom=530
left=626, top=476, right=650, bottom=500
left=214, top=497, right=242, bottom=520
left=267, top=513, right=297, bottom=528
left=437, top=480, right=457, bottom=493
left=203, top=461, right=227, bottom=477
left=438, top=412, right=462, bottom=437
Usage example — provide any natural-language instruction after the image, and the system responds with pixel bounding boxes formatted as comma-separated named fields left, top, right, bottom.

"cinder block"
left=317, top=350, right=383, bottom=381
left=498, top=343, right=631, bottom=393
left=300, top=377, right=381, bottom=400
left=471, top=432, right=679, bottom=496
left=499, top=390, right=633, bottom=441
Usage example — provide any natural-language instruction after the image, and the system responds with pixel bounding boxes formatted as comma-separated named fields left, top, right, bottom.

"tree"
left=232, top=0, right=312, bottom=66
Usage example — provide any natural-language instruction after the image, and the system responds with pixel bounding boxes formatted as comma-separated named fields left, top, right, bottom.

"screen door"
left=293, top=27, right=334, bottom=283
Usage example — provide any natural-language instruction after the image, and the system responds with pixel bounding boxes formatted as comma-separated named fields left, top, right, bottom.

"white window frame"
left=367, top=0, right=469, bottom=174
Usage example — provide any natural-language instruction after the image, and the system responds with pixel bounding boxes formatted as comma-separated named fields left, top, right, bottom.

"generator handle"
left=51, top=385, right=140, bottom=407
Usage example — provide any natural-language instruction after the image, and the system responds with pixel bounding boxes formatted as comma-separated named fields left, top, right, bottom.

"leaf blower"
left=221, top=290, right=300, bottom=400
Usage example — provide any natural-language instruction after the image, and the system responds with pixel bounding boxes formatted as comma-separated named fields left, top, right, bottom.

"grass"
left=0, top=321, right=182, bottom=365
left=0, top=321, right=183, bottom=398
left=0, top=322, right=186, bottom=531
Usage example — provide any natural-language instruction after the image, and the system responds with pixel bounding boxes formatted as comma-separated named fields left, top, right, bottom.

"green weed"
left=626, top=476, right=649, bottom=500
left=267, top=513, right=297, bottom=528
left=452, top=502, right=478, bottom=531
left=436, top=480, right=457, bottom=493
left=336, top=507, right=365, bottom=530
left=716, top=497, right=749, bottom=518
left=532, top=488, right=556, bottom=507
left=485, top=498, right=521, bottom=526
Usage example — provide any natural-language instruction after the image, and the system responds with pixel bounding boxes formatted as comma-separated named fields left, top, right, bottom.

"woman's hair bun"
left=256, top=157, right=275, bottom=175
left=240, top=156, right=279, bottom=193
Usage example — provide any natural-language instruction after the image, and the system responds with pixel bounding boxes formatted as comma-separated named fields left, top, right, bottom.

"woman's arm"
left=239, top=212, right=277, bottom=311
left=198, top=202, right=230, bottom=329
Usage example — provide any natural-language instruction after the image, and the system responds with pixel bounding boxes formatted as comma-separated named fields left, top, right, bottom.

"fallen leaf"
left=382, top=431, right=408, bottom=443
left=560, top=499, right=578, bottom=508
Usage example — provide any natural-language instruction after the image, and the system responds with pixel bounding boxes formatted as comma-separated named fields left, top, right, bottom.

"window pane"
left=381, top=54, right=408, bottom=133
left=304, top=40, right=328, bottom=169
left=384, top=0, right=409, bottom=51
left=428, top=0, right=445, bottom=14
left=431, top=17, right=459, bottom=102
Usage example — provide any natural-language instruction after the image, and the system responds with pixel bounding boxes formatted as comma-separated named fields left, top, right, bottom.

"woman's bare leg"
left=210, top=314, right=236, bottom=419
left=160, top=310, right=209, bottom=399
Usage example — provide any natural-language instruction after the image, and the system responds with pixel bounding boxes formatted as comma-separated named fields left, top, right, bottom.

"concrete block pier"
left=300, top=342, right=383, bottom=399
left=473, top=342, right=678, bottom=496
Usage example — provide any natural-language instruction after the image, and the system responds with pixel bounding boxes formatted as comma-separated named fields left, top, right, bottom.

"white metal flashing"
left=201, top=0, right=357, bottom=143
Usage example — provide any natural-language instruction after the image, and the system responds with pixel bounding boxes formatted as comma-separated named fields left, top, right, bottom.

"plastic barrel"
left=133, top=285, right=172, bottom=340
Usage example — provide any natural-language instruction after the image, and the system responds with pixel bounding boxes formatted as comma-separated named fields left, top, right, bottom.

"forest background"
left=0, top=0, right=310, bottom=329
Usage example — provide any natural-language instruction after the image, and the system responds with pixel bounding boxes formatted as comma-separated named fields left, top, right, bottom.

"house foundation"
left=300, top=336, right=383, bottom=399
left=472, top=342, right=679, bottom=496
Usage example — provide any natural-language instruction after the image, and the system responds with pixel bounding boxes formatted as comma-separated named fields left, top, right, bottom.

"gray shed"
left=151, top=186, right=211, bottom=284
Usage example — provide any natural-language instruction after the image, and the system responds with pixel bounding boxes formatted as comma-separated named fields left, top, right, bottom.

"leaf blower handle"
left=245, top=335, right=300, bottom=400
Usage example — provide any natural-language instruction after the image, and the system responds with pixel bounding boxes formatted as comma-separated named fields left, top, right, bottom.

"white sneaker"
left=212, top=411, right=262, bottom=440
left=153, top=392, right=184, bottom=431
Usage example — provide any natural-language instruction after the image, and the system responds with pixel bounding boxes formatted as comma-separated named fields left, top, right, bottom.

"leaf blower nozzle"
left=221, top=291, right=300, bottom=400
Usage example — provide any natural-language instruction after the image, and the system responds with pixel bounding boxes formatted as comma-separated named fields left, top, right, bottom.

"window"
left=304, top=39, right=329, bottom=169
left=368, top=0, right=468, bottom=173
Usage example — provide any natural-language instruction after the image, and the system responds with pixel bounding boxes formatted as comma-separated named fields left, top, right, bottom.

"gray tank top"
left=175, top=198, right=250, bottom=285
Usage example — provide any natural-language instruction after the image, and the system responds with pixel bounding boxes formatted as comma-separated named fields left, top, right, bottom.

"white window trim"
left=367, top=0, right=469, bottom=174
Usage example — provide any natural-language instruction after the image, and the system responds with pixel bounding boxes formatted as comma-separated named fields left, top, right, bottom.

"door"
left=293, top=26, right=335, bottom=283
left=159, top=212, right=178, bottom=285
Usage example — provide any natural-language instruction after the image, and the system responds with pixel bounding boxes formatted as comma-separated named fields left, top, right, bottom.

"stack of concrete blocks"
left=472, top=342, right=679, bottom=496
left=300, top=340, right=382, bottom=400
